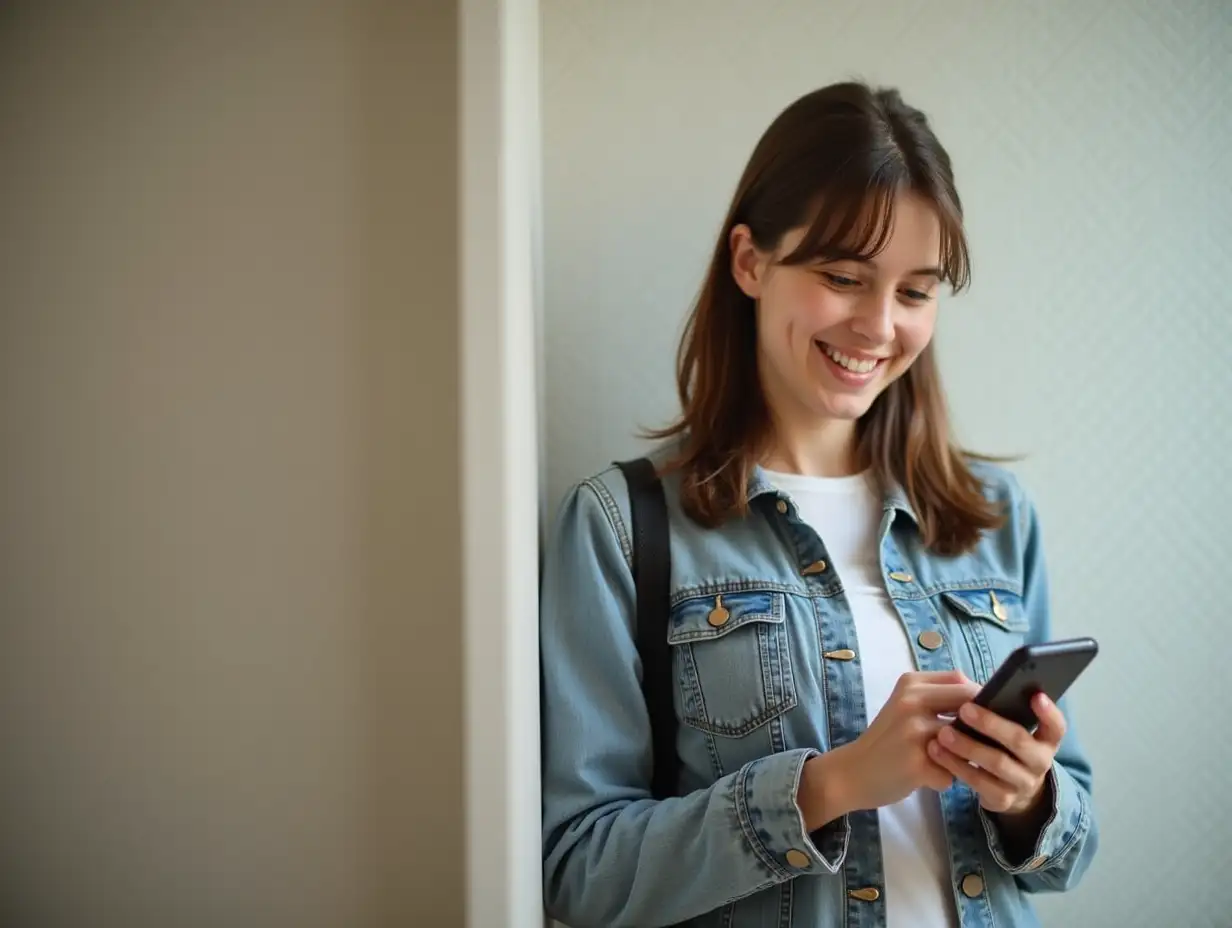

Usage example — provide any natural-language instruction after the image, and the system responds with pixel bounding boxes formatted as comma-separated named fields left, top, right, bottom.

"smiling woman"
left=539, top=81, right=1098, bottom=928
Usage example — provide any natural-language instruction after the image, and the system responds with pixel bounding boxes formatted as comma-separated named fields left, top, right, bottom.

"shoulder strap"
left=614, top=456, right=679, bottom=801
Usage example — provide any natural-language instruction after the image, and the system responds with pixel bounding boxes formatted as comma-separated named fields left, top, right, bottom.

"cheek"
left=896, top=311, right=937, bottom=359
left=759, top=279, right=825, bottom=346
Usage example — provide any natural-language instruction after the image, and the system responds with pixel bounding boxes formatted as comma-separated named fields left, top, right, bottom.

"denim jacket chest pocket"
left=667, top=588, right=799, bottom=738
left=937, top=586, right=1029, bottom=683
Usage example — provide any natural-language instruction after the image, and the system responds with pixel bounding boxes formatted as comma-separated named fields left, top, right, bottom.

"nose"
left=849, top=288, right=895, bottom=345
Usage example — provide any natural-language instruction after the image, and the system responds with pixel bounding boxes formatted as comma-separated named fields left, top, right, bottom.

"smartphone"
left=952, top=637, right=1098, bottom=750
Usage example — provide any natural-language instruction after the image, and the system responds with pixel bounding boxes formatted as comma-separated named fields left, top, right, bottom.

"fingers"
left=921, top=758, right=955, bottom=793
left=954, top=703, right=1053, bottom=776
left=927, top=741, right=1018, bottom=813
left=907, top=682, right=983, bottom=713
left=935, top=723, right=1036, bottom=792
left=1030, top=693, right=1067, bottom=748
left=902, top=669, right=971, bottom=685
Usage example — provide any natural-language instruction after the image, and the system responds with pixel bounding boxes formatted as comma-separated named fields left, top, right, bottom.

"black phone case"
left=952, top=637, right=1098, bottom=750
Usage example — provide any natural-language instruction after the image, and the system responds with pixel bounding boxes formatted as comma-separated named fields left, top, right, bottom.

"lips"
left=817, top=342, right=887, bottom=374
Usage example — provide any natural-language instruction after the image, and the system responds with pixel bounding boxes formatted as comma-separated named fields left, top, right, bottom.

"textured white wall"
left=541, top=2, right=1231, bottom=925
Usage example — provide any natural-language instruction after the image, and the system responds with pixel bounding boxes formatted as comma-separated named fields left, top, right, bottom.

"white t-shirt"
left=765, top=469, right=957, bottom=928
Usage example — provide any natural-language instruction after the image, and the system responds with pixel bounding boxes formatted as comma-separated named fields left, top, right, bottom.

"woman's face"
left=731, top=191, right=943, bottom=426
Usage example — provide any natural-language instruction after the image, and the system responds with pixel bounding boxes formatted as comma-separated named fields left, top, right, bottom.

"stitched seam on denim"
left=940, top=590, right=1031, bottom=632
left=734, top=762, right=789, bottom=878
left=768, top=712, right=786, bottom=756
left=680, top=694, right=799, bottom=737
left=777, top=622, right=796, bottom=719
left=703, top=728, right=724, bottom=780
left=892, top=577, right=1025, bottom=600
left=678, top=643, right=709, bottom=731
left=779, top=880, right=793, bottom=928
left=581, top=476, right=632, bottom=571
left=668, top=610, right=783, bottom=644
left=670, top=579, right=804, bottom=604
left=939, top=593, right=997, bottom=682
left=976, top=863, right=997, bottom=927
left=1047, top=768, right=1090, bottom=864
left=759, top=622, right=774, bottom=711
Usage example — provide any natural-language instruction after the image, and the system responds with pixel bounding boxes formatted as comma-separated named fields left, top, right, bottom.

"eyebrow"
left=821, top=252, right=943, bottom=279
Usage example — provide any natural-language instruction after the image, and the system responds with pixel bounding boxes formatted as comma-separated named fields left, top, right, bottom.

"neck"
left=761, top=412, right=860, bottom=478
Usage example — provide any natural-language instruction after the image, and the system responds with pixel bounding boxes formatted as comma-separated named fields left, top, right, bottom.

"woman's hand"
left=800, top=670, right=981, bottom=828
left=927, top=692, right=1065, bottom=817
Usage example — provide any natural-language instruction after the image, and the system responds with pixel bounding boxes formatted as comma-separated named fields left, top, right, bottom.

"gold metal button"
left=961, top=873, right=984, bottom=898
left=991, top=591, right=1008, bottom=622
left=889, top=571, right=913, bottom=582
left=785, top=849, right=810, bottom=869
left=823, top=649, right=856, bottom=661
left=918, top=630, right=944, bottom=651
left=1026, top=855, right=1047, bottom=871
left=776, top=499, right=788, bottom=514
left=848, top=886, right=881, bottom=902
left=801, top=559, right=827, bottom=576
left=706, top=595, right=730, bottom=628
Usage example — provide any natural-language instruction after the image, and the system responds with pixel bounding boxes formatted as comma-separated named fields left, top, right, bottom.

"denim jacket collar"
left=747, top=463, right=919, bottom=525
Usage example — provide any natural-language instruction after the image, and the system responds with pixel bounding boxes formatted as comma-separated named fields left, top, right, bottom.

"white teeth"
left=822, top=344, right=879, bottom=374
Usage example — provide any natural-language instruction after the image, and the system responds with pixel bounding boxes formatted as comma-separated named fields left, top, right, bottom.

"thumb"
left=1032, top=693, right=1067, bottom=747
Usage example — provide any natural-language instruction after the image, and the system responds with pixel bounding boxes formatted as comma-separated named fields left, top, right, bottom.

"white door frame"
left=459, top=0, right=544, bottom=925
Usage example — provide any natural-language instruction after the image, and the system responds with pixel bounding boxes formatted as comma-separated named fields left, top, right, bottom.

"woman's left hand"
left=927, top=692, right=1065, bottom=816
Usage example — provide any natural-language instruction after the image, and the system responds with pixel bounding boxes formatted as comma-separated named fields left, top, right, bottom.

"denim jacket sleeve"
left=978, top=485, right=1100, bottom=891
left=539, top=477, right=848, bottom=928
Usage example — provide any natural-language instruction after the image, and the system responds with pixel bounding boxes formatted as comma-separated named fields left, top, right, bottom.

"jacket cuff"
left=981, top=762, right=1091, bottom=873
left=736, top=748, right=849, bottom=877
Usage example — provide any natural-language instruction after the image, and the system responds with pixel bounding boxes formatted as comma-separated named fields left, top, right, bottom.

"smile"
left=817, top=342, right=887, bottom=376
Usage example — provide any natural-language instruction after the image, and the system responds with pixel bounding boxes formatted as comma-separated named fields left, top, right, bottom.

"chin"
left=814, top=394, right=877, bottom=421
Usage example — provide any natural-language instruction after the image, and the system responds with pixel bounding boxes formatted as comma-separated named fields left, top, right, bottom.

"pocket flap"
left=940, top=587, right=1029, bottom=632
left=667, top=589, right=784, bottom=644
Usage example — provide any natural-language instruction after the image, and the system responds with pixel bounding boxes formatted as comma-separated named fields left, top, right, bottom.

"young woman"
left=539, top=81, right=1098, bottom=928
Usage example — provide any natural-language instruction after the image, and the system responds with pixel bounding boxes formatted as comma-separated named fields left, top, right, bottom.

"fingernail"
left=928, top=740, right=941, bottom=755
left=939, top=726, right=955, bottom=746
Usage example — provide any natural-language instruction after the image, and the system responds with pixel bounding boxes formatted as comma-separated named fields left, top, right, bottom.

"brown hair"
left=649, top=81, right=1004, bottom=555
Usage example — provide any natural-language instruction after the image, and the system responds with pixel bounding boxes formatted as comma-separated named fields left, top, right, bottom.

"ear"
left=729, top=224, right=769, bottom=299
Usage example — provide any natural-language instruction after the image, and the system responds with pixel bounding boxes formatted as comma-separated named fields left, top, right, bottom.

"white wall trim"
left=459, top=0, right=543, bottom=925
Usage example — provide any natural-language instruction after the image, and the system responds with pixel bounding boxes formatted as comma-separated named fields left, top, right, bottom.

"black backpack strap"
left=615, top=456, right=679, bottom=801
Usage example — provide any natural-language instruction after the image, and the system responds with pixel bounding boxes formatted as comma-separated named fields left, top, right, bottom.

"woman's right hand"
left=799, top=670, right=981, bottom=828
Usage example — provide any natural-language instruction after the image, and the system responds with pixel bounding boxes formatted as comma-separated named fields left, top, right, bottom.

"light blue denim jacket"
left=540, top=454, right=1098, bottom=928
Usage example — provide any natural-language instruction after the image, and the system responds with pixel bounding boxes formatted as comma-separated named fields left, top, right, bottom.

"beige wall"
left=0, top=3, right=463, bottom=925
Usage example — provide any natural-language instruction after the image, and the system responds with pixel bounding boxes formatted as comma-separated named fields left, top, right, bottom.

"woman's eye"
left=821, top=272, right=859, bottom=288
left=901, top=288, right=933, bottom=303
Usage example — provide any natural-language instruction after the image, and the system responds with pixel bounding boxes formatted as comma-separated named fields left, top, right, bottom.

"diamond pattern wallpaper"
left=540, top=1, right=1231, bottom=925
